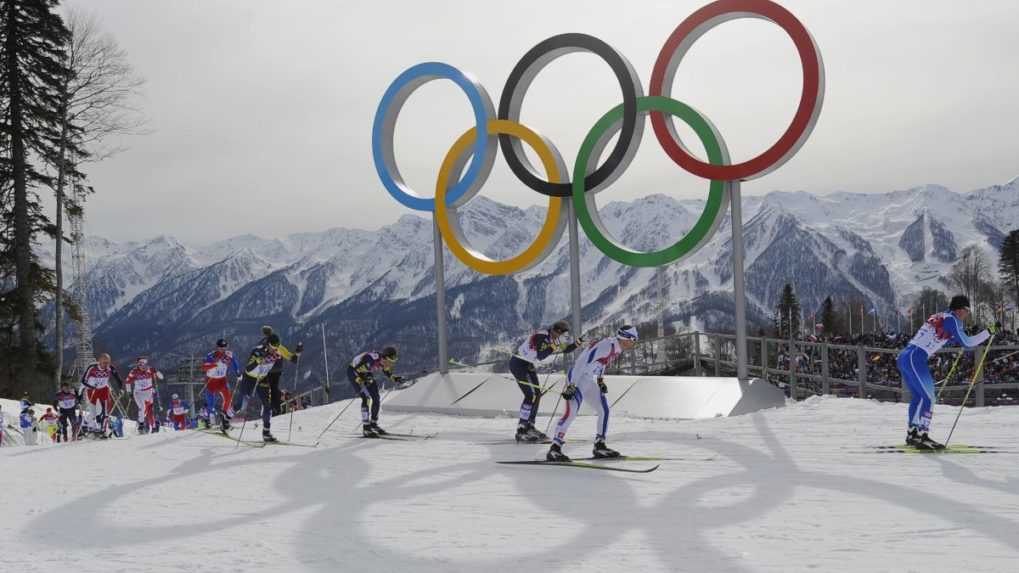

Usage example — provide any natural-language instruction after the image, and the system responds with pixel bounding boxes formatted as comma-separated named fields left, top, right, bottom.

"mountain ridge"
left=40, top=178, right=1017, bottom=381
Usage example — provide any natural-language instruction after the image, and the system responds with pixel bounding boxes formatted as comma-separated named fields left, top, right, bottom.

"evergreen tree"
left=1001, top=229, right=1019, bottom=309
left=773, top=284, right=801, bottom=338
left=818, top=296, right=844, bottom=338
left=0, top=0, right=71, bottom=398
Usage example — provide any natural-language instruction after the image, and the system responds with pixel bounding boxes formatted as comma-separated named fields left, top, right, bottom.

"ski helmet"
left=261, top=325, right=274, bottom=336
left=616, top=325, right=639, bottom=341
left=551, top=320, right=570, bottom=334
left=381, top=346, right=398, bottom=360
left=949, top=295, right=971, bottom=311
left=171, top=393, right=179, bottom=399
left=136, top=357, right=148, bottom=366
left=216, top=338, right=228, bottom=348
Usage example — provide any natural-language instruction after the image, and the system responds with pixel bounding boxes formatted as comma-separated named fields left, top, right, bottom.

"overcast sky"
left=63, top=0, right=1019, bottom=244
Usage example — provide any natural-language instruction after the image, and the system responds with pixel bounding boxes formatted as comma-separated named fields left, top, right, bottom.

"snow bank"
left=2, top=397, right=1018, bottom=572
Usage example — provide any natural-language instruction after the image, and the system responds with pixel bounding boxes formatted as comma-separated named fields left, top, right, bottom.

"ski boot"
left=362, top=424, right=379, bottom=438
left=525, top=424, right=549, bottom=442
left=592, top=439, right=621, bottom=459
left=220, top=413, right=232, bottom=432
left=918, top=432, right=945, bottom=450
left=262, top=430, right=277, bottom=443
left=906, top=427, right=924, bottom=448
left=516, top=424, right=540, bottom=443
left=546, top=443, right=571, bottom=462
left=369, top=422, right=388, bottom=436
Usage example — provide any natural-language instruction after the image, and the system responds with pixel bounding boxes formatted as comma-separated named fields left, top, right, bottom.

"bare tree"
left=948, top=245, right=990, bottom=305
left=52, top=8, right=146, bottom=388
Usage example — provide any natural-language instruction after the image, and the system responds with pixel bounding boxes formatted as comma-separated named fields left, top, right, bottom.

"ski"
left=200, top=429, right=265, bottom=448
left=356, top=434, right=418, bottom=441
left=265, top=440, right=317, bottom=448
left=572, top=455, right=714, bottom=462
left=859, top=444, right=1017, bottom=454
left=381, top=432, right=436, bottom=439
left=475, top=438, right=589, bottom=446
left=497, top=460, right=660, bottom=473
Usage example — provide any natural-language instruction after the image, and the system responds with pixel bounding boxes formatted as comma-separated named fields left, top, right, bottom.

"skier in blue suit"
left=897, top=295, right=994, bottom=449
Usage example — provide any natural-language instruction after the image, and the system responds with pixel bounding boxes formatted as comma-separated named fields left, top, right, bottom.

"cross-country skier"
left=125, top=357, right=164, bottom=434
left=20, top=407, right=37, bottom=446
left=347, top=346, right=403, bottom=437
left=897, top=294, right=994, bottom=449
left=201, top=338, right=240, bottom=430
left=547, top=325, right=639, bottom=462
left=253, top=325, right=295, bottom=418
left=80, top=354, right=124, bottom=438
left=509, top=320, right=582, bottom=442
left=54, top=383, right=80, bottom=442
left=234, top=332, right=302, bottom=442
left=39, top=408, right=59, bottom=443
left=169, top=394, right=189, bottom=431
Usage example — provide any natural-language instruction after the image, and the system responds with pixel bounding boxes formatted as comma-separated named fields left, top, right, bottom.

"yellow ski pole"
left=935, top=350, right=965, bottom=403
left=944, top=334, right=995, bottom=447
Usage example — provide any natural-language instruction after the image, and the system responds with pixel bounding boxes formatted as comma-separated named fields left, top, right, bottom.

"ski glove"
left=391, top=375, right=404, bottom=383
left=988, top=322, right=998, bottom=335
left=598, top=379, right=607, bottom=394
left=561, top=384, right=578, bottom=400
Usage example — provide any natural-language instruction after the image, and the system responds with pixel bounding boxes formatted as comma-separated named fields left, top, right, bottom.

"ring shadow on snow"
left=25, top=414, right=1019, bottom=572
left=294, top=414, right=1019, bottom=573
left=23, top=436, right=387, bottom=550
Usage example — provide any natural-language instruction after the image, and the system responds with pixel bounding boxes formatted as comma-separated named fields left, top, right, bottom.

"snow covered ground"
left=3, top=395, right=1019, bottom=573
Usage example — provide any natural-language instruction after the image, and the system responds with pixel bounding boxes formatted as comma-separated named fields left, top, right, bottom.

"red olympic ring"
left=649, top=0, right=824, bottom=181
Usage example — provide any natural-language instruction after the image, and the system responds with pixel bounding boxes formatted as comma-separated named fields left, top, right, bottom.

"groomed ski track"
left=4, top=395, right=1019, bottom=573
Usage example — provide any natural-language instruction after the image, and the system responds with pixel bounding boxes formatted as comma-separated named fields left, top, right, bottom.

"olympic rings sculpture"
left=371, top=0, right=824, bottom=274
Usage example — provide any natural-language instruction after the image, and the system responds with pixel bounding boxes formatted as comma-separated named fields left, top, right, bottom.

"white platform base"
left=384, top=373, right=784, bottom=420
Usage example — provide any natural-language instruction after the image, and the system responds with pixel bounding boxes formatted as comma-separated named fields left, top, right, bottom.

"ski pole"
left=235, top=377, right=252, bottom=449
left=543, top=354, right=565, bottom=437
left=935, top=350, right=965, bottom=403
left=313, top=397, right=357, bottom=445
left=287, top=354, right=301, bottom=442
left=944, top=334, right=996, bottom=447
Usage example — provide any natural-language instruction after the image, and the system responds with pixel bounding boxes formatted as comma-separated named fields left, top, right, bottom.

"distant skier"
left=169, top=394, right=189, bottom=431
left=197, top=406, right=210, bottom=429
left=509, top=320, right=582, bottom=442
left=254, top=325, right=294, bottom=418
left=39, top=408, right=59, bottom=443
left=54, top=383, right=80, bottom=442
left=547, top=325, right=639, bottom=462
left=20, top=407, right=37, bottom=446
left=234, top=332, right=302, bottom=442
left=347, top=346, right=403, bottom=437
left=897, top=295, right=994, bottom=449
left=201, top=338, right=240, bottom=430
left=125, top=357, right=164, bottom=434
left=80, top=353, right=124, bottom=437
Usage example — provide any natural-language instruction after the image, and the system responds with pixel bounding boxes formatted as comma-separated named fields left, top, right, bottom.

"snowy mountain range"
left=40, top=177, right=1019, bottom=383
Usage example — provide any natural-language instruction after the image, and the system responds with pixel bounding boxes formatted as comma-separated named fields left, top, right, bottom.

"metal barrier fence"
left=661, top=332, right=1019, bottom=407
left=275, top=332, right=1017, bottom=411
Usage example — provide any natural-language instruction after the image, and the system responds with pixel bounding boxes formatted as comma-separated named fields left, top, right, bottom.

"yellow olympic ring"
left=435, top=119, right=567, bottom=275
